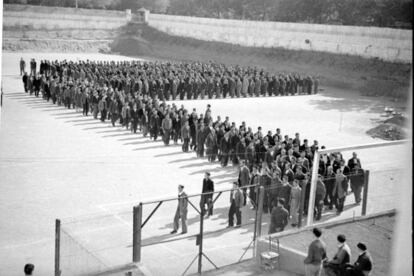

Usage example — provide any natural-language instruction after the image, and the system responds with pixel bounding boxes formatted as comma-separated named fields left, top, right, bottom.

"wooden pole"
left=256, top=186, right=265, bottom=237
left=307, top=151, right=320, bottom=226
left=133, top=204, right=143, bottom=263
left=55, top=219, right=61, bottom=276
left=198, top=207, right=205, bottom=273
left=361, top=170, right=370, bottom=216
left=298, top=179, right=307, bottom=228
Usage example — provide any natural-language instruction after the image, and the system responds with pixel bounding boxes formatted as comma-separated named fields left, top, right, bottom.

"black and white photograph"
left=0, top=0, right=412, bottom=275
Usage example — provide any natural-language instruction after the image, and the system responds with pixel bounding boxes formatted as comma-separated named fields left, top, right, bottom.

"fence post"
left=133, top=203, right=143, bottom=263
left=298, top=179, right=307, bottom=228
left=256, top=186, right=265, bottom=237
left=55, top=219, right=61, bottom=276
left=361, top=170, right=370, bottom=216
left=198, top=207, right=205, bottom=273
left=307, top=151, right=320, bottom=227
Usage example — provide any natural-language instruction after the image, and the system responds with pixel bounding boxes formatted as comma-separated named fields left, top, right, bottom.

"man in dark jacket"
left=268, top=198, right=289, bottom=234
left=345, top=243, right=373, bottom=276
left=205, top=126, right=218, bottom=162
left=200, top=172, right=214, bottom=217
left=22, top=72, right=29, bottom=93
left=220, top=133, right=231, bottom=167
left=349, top=164, right=364, bottom=204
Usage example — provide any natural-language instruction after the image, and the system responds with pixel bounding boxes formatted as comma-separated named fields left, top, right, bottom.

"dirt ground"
left=0, top=52, right=409, bottom=276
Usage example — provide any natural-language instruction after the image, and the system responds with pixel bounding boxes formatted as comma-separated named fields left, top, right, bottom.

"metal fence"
left=134, top=184, right=265, bottom=276
left=54, top=140, right=408, bottom=275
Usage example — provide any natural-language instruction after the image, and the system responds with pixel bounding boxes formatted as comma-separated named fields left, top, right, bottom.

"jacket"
left=269, top=206, right=289, bottom=234
left=304, top=239, right=327, bottom=265
left=238, top=166, right=250, bottom=187
left=230, top=188, right=244, bottom=208
left=177, top=192, right=188, bottom=218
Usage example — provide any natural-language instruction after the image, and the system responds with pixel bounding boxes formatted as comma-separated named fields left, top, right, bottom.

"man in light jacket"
left=228, top=182, right=244, bottom=228
left=171, top=185, right=188, bottom=234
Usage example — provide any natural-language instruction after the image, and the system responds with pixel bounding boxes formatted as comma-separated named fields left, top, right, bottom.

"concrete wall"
left=147, top=13, right=412, bottom=63
left=3, top=4, right=130, bottom=30
left=255, top=210, right=396, bottom=275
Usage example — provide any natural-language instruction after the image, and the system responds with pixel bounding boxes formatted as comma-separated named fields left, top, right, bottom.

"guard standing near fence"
left=171, top=185, right=188, bottom=234
left=227, top=182, right=244, bottom=228
left=200, top=172, right=214, bottom=217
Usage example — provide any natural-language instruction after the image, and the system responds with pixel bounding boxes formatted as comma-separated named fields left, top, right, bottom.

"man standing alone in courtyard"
left=171, top=185, right=188, bottom=234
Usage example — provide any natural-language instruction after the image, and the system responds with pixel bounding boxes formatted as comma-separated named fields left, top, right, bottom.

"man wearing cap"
left=171, top=185, right=188, bottom=234
left=324, top=234, right=352, bottom=276
left=345, top=243, right=373, bottom=276
left=304, top=228, right=327, bottom=276
left=200, top=172, right=214, bottom=217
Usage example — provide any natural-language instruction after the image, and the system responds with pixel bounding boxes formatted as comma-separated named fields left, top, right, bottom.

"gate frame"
left=132, top=183, right=263, bottom=275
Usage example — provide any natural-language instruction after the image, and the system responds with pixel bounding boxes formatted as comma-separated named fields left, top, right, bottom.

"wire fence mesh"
left=59, top=209, right=133, bottom=275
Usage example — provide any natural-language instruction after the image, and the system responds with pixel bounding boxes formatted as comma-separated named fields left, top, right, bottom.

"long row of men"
left=21, top=58, right=363, bottom=231
left=21, top=57, right=319, bottom=103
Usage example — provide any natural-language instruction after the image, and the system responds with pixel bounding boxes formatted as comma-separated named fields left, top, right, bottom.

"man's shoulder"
left=311, top=239, right=326, bottom=249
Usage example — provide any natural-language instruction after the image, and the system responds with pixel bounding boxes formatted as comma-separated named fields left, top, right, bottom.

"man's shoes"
left=181, top=231, right=187, bottom=235
left=234, top=225, right=241, bottom=228
left=170, top=230, right=177, bottom=234
left=226, top=225, right=233, bottom=228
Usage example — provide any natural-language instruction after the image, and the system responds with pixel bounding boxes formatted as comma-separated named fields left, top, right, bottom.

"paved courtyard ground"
left=0, top=52, right=408, bottom=275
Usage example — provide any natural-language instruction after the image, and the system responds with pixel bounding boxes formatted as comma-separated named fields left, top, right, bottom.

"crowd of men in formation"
left=21, top=57, right=364, bottom=235
left=20, top=57, right=319, bottom=104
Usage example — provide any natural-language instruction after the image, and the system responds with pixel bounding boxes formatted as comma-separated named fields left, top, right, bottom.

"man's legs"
left=200, top=195, right=206, bottom=215
left=242, top=187, right=247, bottom=206
left=181, top=216, right=187, bottom=234
left=354, top=184, right=362, bottom=204
left=305, top=264, right=322, bottom=276
left=207, top=195, right=213, bottom=216
left=228, top=201, right=235, bottom=226
left=173, top=210, right=180, bottom=232
left=235, top=206, right=241, bottom=226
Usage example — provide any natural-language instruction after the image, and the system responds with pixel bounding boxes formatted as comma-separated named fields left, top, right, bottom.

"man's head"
left=337, top=234, right=346, bottom=245
left=352, top=152, right=357, bottom=158
left=24, top=263, right=35, bottom=275
left=277, top=198, right=285, bottom=207
left=357, top=242, right=367, bottom=254
left=205, top=172, right=210, bottom=179
left=312, top=228, right=322, bottom=238
left=178, top=185, right=184, bottom=193
left=233, top=181, right=239, bottom=189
